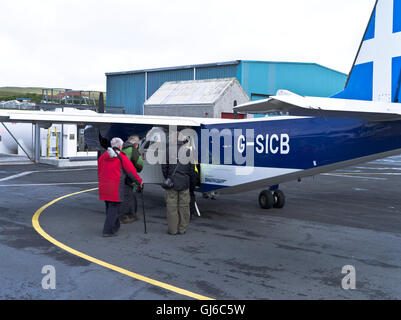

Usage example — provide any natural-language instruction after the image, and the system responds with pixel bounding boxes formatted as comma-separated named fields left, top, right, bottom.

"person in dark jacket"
left=98, top=137, right=143, bottom=237
left=120, top=135, right=144, bottom=224
left=184, top=137, right=199, bottom=219
left=162, top=135, right=195, bottom=235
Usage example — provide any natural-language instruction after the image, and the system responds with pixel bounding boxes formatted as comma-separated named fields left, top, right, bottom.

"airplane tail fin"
left=333, top=0, right=401, bottom=103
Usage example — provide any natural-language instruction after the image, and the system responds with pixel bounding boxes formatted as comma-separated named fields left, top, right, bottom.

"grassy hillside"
left=0, top=87, right=105, bottom=104
left=0, top=87, right=44, bottom=95
left=0, top=87, right=42, bottom=103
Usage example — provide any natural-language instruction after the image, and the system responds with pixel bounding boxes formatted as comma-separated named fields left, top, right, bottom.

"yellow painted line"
left=32, top=188, right=213, bottom=301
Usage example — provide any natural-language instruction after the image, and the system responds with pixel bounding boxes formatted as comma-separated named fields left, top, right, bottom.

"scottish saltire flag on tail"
left=333, top=0, right=401, bottom=102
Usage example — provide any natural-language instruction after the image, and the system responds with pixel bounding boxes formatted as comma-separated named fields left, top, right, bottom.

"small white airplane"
left=1, top=0, right=400, bottom=210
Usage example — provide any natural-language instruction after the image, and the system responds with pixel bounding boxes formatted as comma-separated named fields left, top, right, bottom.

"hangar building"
left=105, top=60, right=347, bottom=115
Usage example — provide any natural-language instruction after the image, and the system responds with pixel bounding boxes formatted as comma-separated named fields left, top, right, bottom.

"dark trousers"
left=120, top=184, right=137, bottom=218
left=103, top=201, right=121, bottom=235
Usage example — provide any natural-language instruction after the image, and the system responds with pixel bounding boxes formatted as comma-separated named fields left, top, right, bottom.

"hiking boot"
left=103, top=232, right=118, bottom=237
left=120, top=217, right=134, bottom=224
left=121, top=214, right=140, bottom=224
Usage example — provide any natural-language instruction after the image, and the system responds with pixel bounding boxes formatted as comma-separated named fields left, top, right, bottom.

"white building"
left=144, top=78, right=249, bottom=119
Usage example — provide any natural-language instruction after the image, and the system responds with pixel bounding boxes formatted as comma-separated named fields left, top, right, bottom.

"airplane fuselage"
left=198, top=116, right=401, bottom=193
left=97, top=115, right=401, bottom=194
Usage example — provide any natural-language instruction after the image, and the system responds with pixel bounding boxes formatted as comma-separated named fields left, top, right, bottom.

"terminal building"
left=106, top=60, right=348, bottom=116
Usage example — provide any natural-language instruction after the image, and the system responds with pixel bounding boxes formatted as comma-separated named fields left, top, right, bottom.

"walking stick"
left=194, top=201, right=201, bottom=217
left=140, top=188, right=147, bottom=234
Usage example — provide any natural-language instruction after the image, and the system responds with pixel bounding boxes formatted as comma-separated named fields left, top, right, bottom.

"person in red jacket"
left=98, top=137, right=143, bottom=237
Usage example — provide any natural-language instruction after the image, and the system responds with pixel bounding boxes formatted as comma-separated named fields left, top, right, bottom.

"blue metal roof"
left=105, top=60, right=240, bottom=76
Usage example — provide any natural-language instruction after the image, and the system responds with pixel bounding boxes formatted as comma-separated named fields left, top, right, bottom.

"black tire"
left=259, top=190, right=274, bottom=209
left=273, top=190, right=286, bottom=209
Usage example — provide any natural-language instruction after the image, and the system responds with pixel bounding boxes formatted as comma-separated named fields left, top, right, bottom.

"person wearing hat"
left=162, top=134, right=195, bottom=235
left=98, top=137, right=143, bottom=237
left=120, top=135, right=144, bottom=224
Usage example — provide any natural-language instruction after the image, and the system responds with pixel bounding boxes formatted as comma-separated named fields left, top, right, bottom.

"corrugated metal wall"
left=195, top=64, right=238, bottom=80
left=147, top=68, right=194, bottom=99
left=106, top=61, right=347, bottom=114
left=106, top=73, right=145, bottom=114
left=239, top=61, right=347, bottom=100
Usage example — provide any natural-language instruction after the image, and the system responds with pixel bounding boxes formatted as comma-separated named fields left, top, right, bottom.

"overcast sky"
left=0, top=0, right=376, bottom=92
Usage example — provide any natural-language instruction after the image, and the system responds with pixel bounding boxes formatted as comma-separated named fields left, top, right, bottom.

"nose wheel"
left=258, top=189, right=286, bottom=209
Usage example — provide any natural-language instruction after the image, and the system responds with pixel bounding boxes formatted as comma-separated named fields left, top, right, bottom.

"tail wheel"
left=273, top=190, right=286, bottom=209
left=259, top=190, right=274, bottom=209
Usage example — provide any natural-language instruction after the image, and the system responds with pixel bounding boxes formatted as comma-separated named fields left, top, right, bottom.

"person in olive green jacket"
left=120, top=135, right=144, bottom=223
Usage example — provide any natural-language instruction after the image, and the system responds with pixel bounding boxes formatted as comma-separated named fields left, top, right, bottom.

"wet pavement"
left=1, top=156, right=401, bottom=300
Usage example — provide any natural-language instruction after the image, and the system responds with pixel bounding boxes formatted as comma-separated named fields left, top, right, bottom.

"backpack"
left=123, top=146, right=143, bottom=173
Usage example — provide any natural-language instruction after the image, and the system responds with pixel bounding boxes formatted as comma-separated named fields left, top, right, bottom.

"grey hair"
left=110, top=137, right=124, bottom=149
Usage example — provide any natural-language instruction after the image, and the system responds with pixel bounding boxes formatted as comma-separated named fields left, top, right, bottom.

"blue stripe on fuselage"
left=201, top=117, right=401, bottom=170
left=103, top=118, right=401, bottom=175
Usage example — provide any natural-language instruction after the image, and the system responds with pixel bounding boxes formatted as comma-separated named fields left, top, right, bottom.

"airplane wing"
left=234, top=90, right=401, bottom=122
left=0, top=109, right=233, bottom=127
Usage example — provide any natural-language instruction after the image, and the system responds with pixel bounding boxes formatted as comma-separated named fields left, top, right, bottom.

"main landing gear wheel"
left=273, top=190, right=285, bottom=209
left=258, top=190, right=274, bottom=209
left=258, top=189, right=286, bottom=209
